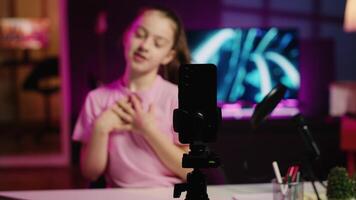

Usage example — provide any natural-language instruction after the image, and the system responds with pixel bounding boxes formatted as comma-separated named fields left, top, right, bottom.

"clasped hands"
left=94, top=94, right=158, bottom=136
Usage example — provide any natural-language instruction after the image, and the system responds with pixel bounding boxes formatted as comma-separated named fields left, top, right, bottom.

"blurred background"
left=0, top=0, right=355, bottom=191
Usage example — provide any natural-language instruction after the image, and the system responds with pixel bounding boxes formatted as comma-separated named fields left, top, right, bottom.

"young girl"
left=73, top=6, right=191, bottom=188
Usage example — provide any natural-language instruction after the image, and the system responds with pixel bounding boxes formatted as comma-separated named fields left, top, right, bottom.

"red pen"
left=291, top=165, right=300, bottom=182
left=285, top=166, right=295, bottom=183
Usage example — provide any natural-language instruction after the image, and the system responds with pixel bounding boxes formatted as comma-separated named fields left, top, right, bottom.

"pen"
left=287, top=176, right=292, bottom=188
left=272, top=161, right=283, bottom=184
left=285, top=166, right=295, bottom=183
left=291, top=165, right=300, bottom=182
left=296, top=171, right=301, bottom=183
left=272, top=161, right=287, bottom=195
left=293, top=172, right=301, bottom=200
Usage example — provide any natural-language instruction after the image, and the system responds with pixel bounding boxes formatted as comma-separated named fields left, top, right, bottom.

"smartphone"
left=173, top=64, right=220, bottom=144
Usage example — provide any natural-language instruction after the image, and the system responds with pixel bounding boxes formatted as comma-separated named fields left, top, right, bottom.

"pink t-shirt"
left=72, top=75, right=182, bottom=188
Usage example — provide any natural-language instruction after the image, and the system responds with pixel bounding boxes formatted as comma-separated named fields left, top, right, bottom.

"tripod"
left=173, top=143, right=220, bottom=200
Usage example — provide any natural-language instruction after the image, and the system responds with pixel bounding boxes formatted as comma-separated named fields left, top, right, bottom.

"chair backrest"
left=201, top=167, right=227, bottom=185
left=88, top=168, right=227, bottom=188
left=23, top=57, right=59, bottom=93
left=89, top=175, right=106, bottom=188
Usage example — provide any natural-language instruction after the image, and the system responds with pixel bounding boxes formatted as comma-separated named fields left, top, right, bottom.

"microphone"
left=293, top=114, right=321, bottom=160
left=251, top=83, right=287, bottom=128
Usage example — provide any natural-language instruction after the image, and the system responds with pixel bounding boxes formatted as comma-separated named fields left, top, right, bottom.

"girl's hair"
left=136, top=6, right=191, bottom=84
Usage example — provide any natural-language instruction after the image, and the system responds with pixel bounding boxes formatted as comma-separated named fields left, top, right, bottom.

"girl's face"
left=123, top=10, right=176, bottom=76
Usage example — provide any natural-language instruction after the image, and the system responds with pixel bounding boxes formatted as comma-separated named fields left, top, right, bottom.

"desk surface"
left=0, top=183, right=326, bottom=200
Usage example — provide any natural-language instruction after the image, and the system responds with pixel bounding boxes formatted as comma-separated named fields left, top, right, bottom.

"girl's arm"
left=80, top=127, right=110, bottom=181
left=80, top=103, right=132, bottom=181
left=125, top=95, right=191, bottom=180
left=143, top=128, right=191, bottom=181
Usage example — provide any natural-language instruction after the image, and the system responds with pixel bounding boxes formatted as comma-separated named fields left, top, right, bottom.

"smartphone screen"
left=174, top=64, right=219, bottom=143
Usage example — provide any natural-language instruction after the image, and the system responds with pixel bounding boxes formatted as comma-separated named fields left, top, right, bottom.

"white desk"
left=0, top=183, right=326, bottom=200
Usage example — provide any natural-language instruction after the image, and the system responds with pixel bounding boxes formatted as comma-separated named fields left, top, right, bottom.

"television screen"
left=187, top=28, right=299, bottom=106
left=0, top=18, right=49, bottom=50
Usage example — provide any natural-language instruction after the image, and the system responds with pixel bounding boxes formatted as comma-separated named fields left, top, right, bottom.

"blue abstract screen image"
left=186, top=28, right=300, bottom=104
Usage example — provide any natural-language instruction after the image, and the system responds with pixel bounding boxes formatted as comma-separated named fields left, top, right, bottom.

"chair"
left=88, top=167, right=227, bottom=188
left=89, top=175, right=106, bottom=188
left=23, top=57, right=60, bottom=141
left=201, top=167, right=227, bottom=185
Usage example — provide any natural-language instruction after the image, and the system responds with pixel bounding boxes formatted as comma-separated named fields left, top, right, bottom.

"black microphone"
left=251, top=83, right=287, bottom=128
left=293, top=114, right=321, bottom=160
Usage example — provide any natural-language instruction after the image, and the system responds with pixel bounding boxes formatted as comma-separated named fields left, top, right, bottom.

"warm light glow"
left=344, top=0, right=356, bottom=32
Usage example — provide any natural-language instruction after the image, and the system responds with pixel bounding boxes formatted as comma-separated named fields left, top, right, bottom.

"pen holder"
left=272, top=178, right=304, bottom=200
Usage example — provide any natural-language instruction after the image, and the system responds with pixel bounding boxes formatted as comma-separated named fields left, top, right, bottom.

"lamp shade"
left=344, top=0, right=356, bottom=32
left=0, top=18, right=49, bottom=49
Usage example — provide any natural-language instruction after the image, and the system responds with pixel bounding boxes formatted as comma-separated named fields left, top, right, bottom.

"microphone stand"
left=300, top=156, right=321, bottom=200
left=294, top=114, right=326, bottom=200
